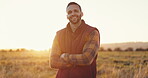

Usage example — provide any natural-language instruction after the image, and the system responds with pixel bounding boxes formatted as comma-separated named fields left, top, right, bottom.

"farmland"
left=0, top=51, right=148, bottom=78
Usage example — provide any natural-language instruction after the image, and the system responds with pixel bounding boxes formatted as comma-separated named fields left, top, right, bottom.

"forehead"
left=66, top=4, right=81, bottom=12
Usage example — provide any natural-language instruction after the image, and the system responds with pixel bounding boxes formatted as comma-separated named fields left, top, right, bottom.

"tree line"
left=0, top=48, right=28, bottom=52
left=99, top=47, right=148, bottom=52
left=0, top=47, right=148, bottom=52
left=0, top=48, right=49, bottom=52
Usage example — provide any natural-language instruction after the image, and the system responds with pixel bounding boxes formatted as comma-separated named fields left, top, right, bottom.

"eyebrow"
left=67, top=10, right=72, bottom=14
left=74, top=9, right=79, bottom=12
left=67, top=9, right=79, bottom=12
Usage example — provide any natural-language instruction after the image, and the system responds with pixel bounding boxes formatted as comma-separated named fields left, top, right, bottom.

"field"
left=0, top=51, right=148, bottom=78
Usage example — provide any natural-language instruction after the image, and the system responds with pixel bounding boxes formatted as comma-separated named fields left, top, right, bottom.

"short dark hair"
left=66, top=2, right=82, bottom=11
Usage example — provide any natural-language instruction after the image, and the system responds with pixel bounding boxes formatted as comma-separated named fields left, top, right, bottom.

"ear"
left=66, top=15, right=68, bottom=19
left=81, top=12, right=83, bottom=17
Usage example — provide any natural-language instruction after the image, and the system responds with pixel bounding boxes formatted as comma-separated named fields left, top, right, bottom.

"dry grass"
left=0, top=51, right=56, bottom=78
left=97, top=51, right=148, bottom=78
left=0, top=51, right=148, bottom=78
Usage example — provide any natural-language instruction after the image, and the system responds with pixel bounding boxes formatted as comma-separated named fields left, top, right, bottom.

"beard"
left=68, top=15, right=81, bottom=24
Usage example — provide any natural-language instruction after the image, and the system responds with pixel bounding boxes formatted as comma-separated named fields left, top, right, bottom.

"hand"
left=60, top=53, right=69, bottom=62
left=60, top=53, right=65, bottom=59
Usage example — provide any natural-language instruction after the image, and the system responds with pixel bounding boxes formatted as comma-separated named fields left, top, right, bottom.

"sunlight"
left=0, top=0, right=148, bottom=50
left=29, top=50, right=49, bottom=57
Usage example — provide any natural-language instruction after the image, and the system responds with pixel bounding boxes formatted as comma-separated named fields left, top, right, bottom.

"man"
left=50, top=2, right=100, bottom=78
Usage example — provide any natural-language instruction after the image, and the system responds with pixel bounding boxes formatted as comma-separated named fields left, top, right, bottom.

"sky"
left=0, top=0, right=148, bottom=50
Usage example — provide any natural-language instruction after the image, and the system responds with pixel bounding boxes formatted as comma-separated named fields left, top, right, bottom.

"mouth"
left=69, top=15, right=80, bottom=24
left=70, top=15, right=78, bottom=20
left=70, top=15, right=78, bottom=19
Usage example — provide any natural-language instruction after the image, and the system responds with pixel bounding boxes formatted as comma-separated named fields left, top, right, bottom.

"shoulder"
left=88, top=30, right=100, bottom=41
left=87, top=28, right=100, bottom=44
left=86, top=24, right=100, bottom=35
left=56, top=28, right=66, bottom=35
left=90, top=30, right=99, bottom=35
left=84, top=24, right=100, bottom=41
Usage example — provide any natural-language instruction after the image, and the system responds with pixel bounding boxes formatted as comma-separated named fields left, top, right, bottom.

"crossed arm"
left=49, top=35, right=72, bottom=69
left=49, top=30, right=100, bottom=69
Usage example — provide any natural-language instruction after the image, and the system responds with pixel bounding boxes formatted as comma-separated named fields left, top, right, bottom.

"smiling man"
left=50, top=2, right=100, bottom=78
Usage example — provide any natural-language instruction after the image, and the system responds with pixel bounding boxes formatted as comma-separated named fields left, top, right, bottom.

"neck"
left=70, top=20, right=82, bottom=32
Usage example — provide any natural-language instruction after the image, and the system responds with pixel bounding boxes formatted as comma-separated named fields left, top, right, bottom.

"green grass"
left=0, top=51, right=148, bottom=78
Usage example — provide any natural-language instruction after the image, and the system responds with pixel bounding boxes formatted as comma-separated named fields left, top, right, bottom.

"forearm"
left=50, top=56, right=72, bottom=69
left=62, top=47, right=98, bottom=66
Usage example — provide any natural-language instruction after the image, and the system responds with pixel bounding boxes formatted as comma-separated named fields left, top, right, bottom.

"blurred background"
left=0, top=0, right=148, bottom=50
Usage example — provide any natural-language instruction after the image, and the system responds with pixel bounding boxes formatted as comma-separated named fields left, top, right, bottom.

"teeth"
left=71, top=16, right=77, bottom=18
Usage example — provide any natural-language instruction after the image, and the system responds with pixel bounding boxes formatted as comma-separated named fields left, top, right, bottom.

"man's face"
left=66, top=4, right=83, bottom=24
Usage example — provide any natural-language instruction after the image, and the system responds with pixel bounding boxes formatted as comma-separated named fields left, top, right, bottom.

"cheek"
left=80, top=14, right=82, bottom=17
left=67, top=15, right=70, bottom=19
left=67, top=15, right=71, bottom=18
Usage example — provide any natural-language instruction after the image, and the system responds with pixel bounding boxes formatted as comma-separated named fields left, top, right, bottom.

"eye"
left=74, top=9, right=79, bottom=13
left=68, top=11, right=72, bottom=14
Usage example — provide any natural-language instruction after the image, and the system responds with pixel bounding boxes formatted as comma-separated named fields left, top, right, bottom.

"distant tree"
left=99, top=47, right=105, bottom=51
left=16, top=48, right=27, bottom=52
left=0, top=49, right=8, bottom=52
left=135, top=48, right=145, bottom=51
left=107, top=48, right=112, bottom=52
left=20, top=48, right=26, bottom=52
left=16, top=49, right=20, bottom=52
left=9, top=49, right=13, bottom=52
left=146, top=48, right=148, bottom=51
left=125, top=47, right=133, bottom=51
left=114, top=47, right=122, bottom=52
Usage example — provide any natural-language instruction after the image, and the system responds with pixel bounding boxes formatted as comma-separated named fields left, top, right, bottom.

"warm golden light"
left=0, top=0, right=148, bottom=50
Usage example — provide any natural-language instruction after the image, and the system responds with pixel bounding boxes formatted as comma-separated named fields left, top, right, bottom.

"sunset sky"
left=0, top=0, right=148, bottom=50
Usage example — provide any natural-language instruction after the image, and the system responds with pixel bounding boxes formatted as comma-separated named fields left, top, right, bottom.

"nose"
left=71, top=11, right=76, bottom=16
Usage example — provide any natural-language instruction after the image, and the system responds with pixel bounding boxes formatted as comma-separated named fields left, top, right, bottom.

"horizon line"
left=0, top=41, right=148, bottom=50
